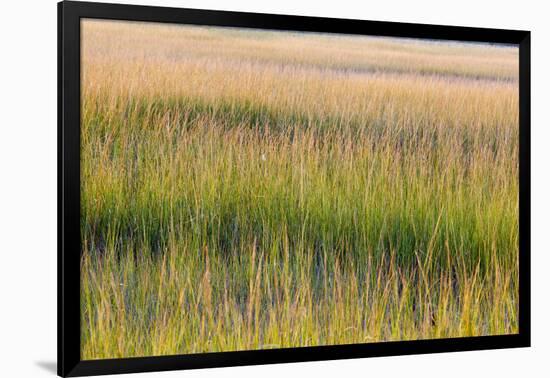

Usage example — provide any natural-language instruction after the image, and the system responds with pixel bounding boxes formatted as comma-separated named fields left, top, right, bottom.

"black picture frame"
left=58, top=1, right=531, bottom=376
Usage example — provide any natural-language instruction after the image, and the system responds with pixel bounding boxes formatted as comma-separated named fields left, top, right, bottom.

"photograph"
left=80, top=18, right=519, bottom=360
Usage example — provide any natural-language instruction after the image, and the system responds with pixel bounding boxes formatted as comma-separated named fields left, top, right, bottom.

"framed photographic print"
left=58, top=1, right=531, bottom=376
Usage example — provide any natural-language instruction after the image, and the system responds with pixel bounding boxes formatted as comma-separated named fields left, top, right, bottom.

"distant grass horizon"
left=80, top=19, right=519, bottom=360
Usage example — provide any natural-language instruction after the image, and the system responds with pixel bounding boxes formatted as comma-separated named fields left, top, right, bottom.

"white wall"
left=1, top=0, right=547, bottom=377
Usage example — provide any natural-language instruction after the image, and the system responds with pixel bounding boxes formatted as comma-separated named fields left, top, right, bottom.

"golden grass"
left=80, top=19, right=519, bottom=359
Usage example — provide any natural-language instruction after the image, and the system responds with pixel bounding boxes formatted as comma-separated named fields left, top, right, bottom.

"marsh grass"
left=80, top=20, right=519, bottom=359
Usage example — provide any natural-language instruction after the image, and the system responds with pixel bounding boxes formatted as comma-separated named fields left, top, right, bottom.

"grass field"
left=80, top=19, right=519, bottom=359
